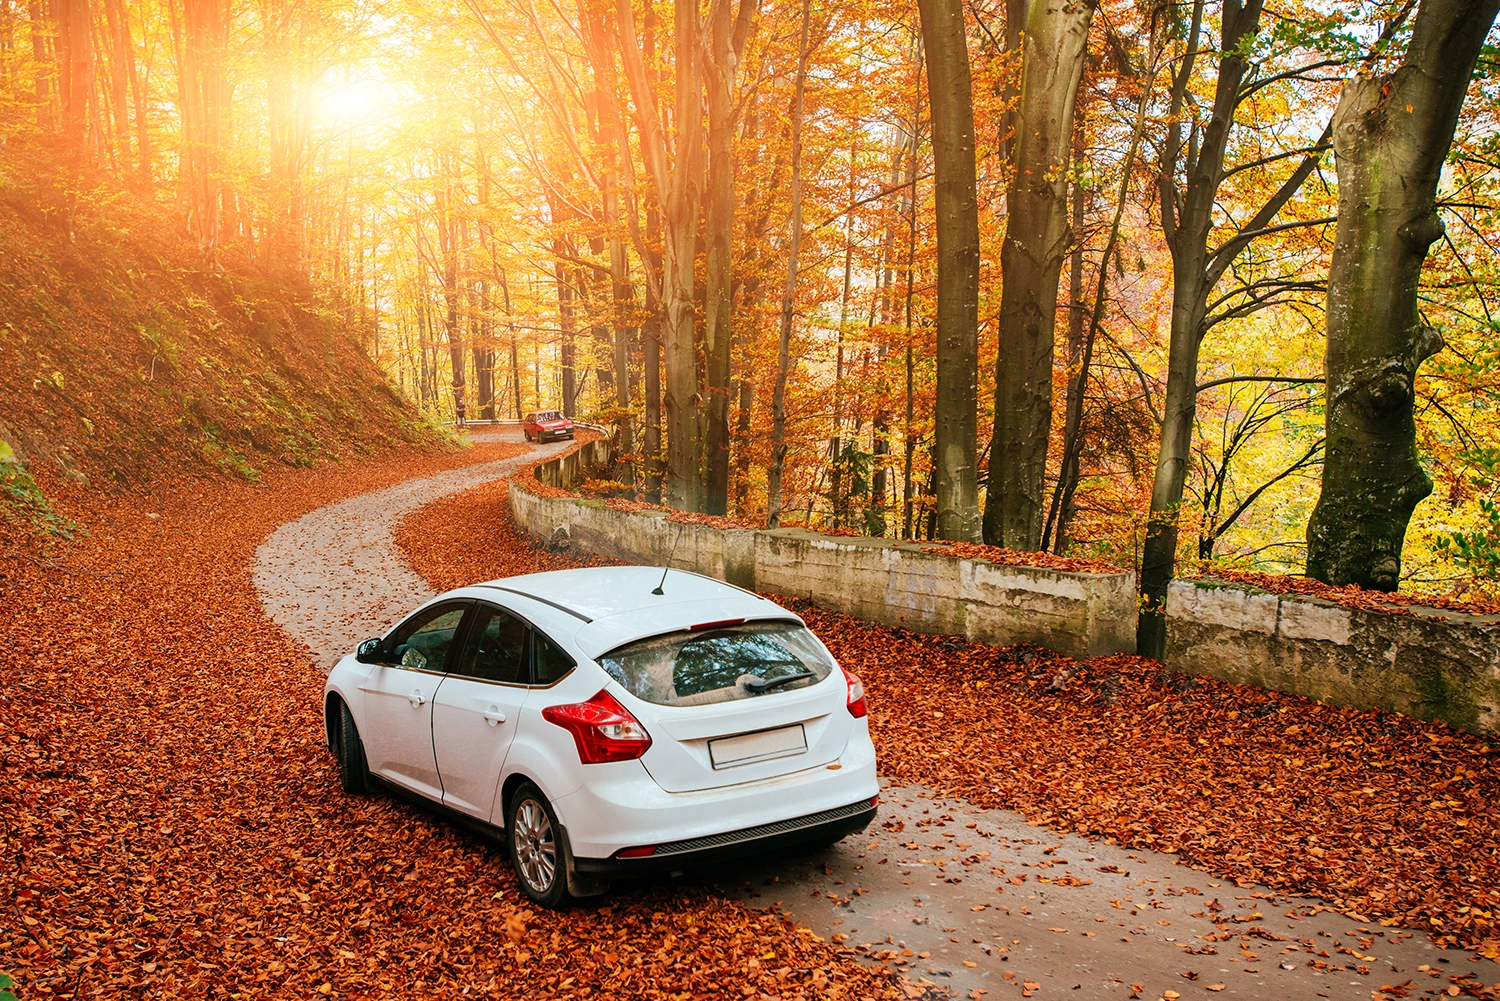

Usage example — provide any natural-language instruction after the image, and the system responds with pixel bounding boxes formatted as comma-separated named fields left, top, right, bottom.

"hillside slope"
left=0, top=141, right=438, bottom=521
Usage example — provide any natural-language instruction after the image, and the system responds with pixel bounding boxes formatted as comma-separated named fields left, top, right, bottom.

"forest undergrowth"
left=400, top=474, right=1500, bottom=966
left=0, top=442, right=898, bottom=1000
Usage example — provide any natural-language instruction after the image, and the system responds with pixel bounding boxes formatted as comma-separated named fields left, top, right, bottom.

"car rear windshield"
left=599, top=621, right=836, bottom=707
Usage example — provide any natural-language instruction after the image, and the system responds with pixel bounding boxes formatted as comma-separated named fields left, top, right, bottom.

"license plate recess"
left=708, top=724, right=808, bottom=769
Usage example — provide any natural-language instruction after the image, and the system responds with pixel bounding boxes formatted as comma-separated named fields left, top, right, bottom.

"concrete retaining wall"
left=510, top=446, right=1500, bottom=733
left=1166, top=577, right=1500, bottom=735
left=510, top=485, right=759, bottom=589
left=508, top=446, right=1138, bottom=658
left=531, top=437, right=613, bottom=490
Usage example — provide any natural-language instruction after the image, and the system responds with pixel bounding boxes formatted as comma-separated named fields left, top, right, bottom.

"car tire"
left=506, top=782, right=571, bottom=909
left=337, top=701, right=370, bottom=795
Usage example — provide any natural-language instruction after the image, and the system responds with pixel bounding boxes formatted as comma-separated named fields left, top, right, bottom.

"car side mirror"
left=355, top=637, right=384, bottom=664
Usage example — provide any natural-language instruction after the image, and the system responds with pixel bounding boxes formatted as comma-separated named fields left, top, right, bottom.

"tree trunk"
left=1046, top=40, right=1157, bottom=554
left=174, top=0, right=225, bottom=261
left=830, top=201, right=853, bottom=526
left=607, top=209, right=637, bottom=483
left=100, top=0, right=130, bottom=165
left=121, top=0, right=148, bottom=187
left=734, top=375, right=754, bottom=515
left=474, top=279, right=496, bottom=421
left=1306, top=0, right=1500, bottom=589
left=643, top=304, right=664, bottom=501
left=984, top=0, right=1096, bottom=549
left=1046, top=184, right=1087, bottom=553
left=501, top=270, right=523, bottom=419
left=29, top=0, right=52, bottom=129
left=577, top=0, right=638, bottom=484
left=616, top=0, right=705, bottom=510
left=663, top=0, right=705, bottom=510
left=900, top=32, right=921, bottom=540
left=437, top=182, right=466, bottom=424
left=916, top=0, right=981, bottom=541
left=55, top=0, right=91, bottom=155
left=701, top=0, right=755, bottom=516
left=556, top=257, right=576, bottom=417
left=998, top=0, right=1025, bottom=166
left=1137, top=0, right=1265, bottom=658
left=765, top=0, right=811, bottom=528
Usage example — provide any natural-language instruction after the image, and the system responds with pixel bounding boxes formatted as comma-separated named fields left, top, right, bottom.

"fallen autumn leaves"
left=397, top=471, right=1500, bottom=965
left=1, top=445, right=900, bottom=999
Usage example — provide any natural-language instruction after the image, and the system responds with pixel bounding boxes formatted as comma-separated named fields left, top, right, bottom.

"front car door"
left=359, top=600, right=472, bottom=801
left=432, top=602, right=533, bottom=822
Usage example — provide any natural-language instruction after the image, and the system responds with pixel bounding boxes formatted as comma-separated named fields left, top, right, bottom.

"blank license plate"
left=708, top=725, right=807, bottom=769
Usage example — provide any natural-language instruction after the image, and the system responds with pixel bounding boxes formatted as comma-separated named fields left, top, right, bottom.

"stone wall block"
left=1168, top=576, right=1500, bottom=736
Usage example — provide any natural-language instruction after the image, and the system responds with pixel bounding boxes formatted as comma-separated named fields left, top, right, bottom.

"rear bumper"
left=573, top=797, right=877, bottom=876
left=553, top=726, right=879, bottom=862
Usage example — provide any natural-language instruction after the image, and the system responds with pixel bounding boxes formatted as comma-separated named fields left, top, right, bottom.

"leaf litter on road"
left=0, top=445, right=901, bottom=1000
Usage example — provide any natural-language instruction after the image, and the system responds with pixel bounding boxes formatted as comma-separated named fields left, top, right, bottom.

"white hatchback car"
left=323, top=566, right=879, bottom=907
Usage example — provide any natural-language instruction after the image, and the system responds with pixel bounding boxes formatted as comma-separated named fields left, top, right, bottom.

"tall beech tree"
left=916, top=0, right=981, bottom=541
left=617, top=0, right=706, bottom=511
left=985, top=0, right=1097, bottom=549
left=766, top=0, right=811, bottom=528
left=1135, top=0, right=1337, bottom=657
left=702, top=0, right=757, bottom=515
left=174, top=0, right=228, bottom=259
left=1306, top=0, right=1500, bottom=590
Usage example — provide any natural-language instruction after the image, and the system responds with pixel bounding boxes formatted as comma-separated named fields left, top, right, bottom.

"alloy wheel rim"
left=514, top=799, right=556, bottom=892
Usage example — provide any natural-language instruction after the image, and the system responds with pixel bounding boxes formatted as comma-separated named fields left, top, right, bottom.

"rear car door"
left=431, top=602, right=533, bottom=822
left=359, top=600, right=472, bottom=801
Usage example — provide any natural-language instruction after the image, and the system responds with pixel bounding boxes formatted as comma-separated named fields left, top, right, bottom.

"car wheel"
left=337, top=701, right=370, bottom=795
left=507, top=783, right=570, bottom=908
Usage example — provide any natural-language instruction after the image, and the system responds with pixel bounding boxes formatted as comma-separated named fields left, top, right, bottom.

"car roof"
left=459, top=566, right=796, bottom=659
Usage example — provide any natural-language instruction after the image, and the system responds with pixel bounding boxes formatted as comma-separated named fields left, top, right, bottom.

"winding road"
left=251, top=428, right=1448, bottom=1001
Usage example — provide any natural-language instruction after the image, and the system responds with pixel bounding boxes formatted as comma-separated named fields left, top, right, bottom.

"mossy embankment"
left=0, top=139, right=443, bottom=536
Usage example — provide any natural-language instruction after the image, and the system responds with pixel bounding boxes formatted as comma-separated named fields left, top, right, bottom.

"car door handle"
left=483, top=706, right=506, bottom=726
left=408, top=690, right=426, bottom=707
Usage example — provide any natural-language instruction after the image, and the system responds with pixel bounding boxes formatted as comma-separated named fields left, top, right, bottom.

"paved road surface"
left=253, top=428, right=568, bottom=669
left=252, top=432, right=1462, bottom=1001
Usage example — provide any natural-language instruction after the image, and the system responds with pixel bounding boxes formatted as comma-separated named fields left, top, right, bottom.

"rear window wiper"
left=744, top=669, right=816, bottom=692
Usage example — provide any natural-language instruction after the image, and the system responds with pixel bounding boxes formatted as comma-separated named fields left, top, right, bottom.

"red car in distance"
left=523, top=410, right=575, bottom=443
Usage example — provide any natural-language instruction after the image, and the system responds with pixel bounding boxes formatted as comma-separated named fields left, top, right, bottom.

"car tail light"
left=542, top=690, right=653, bottom=763
left=843, top=668, right=867, bottom=718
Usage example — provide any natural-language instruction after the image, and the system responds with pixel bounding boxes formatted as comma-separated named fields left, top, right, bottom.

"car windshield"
left=598, top=621, right=835, bottom=707
left=535, top=411, right=562, bottom=422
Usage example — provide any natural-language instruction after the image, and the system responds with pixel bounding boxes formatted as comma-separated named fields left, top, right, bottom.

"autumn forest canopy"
left=3, top=0, right=1499, bottom=651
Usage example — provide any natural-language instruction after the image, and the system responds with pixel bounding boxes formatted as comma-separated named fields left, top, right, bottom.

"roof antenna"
left=652, top=523, right=684, bottom=595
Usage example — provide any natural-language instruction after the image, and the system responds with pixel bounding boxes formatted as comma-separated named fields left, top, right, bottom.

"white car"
left=323, top=566, right=879, bottom=907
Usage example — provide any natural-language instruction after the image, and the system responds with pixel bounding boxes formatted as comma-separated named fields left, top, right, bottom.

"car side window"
left=386, top=602, right=470, bottom=673
left=533, top=632, right=576, bottom=686
left=454, top=604, right=530, bottom=684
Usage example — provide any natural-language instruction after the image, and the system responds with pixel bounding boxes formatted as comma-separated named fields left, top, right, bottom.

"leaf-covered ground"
left=397, top=475, right=1500, bottom=965
left=0, top=446, right=900, bottom=999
